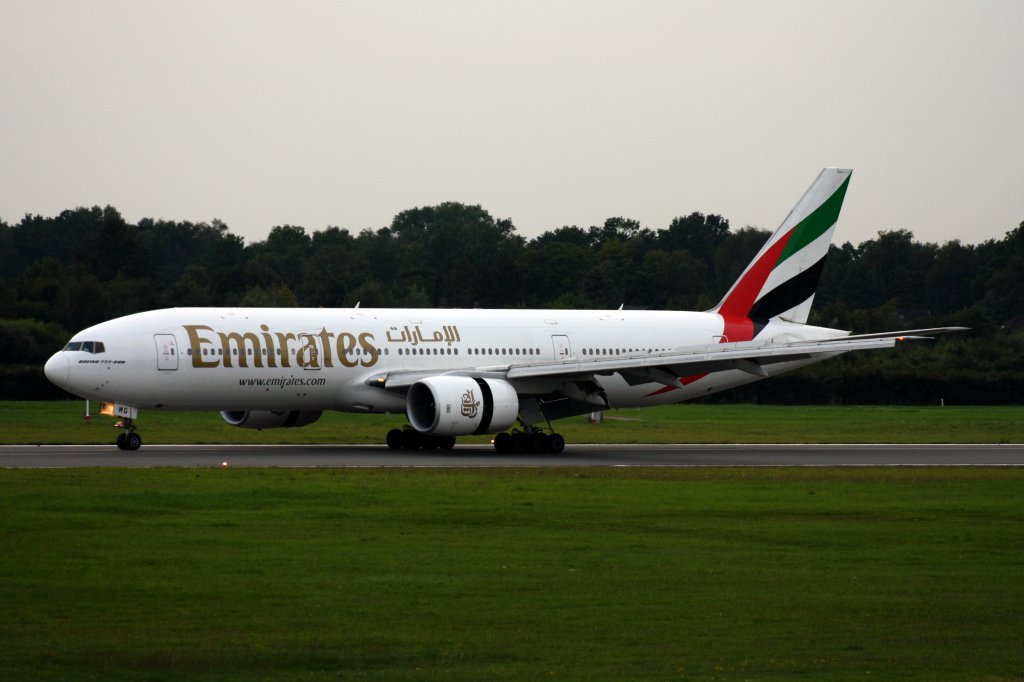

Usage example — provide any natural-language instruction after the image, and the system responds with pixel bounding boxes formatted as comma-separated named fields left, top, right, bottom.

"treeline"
left=2, top=203, right=1022, bottom=403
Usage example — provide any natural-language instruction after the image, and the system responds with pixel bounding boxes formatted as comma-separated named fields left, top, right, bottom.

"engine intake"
left=407, top=376, right=518, bottom=436
left=220, top=410, right=323, bottom=429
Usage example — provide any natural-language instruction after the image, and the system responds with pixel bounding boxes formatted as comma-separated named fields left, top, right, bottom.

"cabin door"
left=551, top=334, right=572, bottom=360
left=298, top=334, right=323, bottom=371
left=155, top=334, right=178, bottom=371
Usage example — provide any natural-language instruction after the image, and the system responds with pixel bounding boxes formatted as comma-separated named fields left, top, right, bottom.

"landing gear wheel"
left=115, top=431, right=141, bottom=451
left=548, top=433, right=565, bottom=454
left=400, top=429, right=421, bottom=450
left=114, top=416, right=142, bottom=451
left=511, top=432, right=528, bottom=453
left=529, top=432, right=550, bottom=453
left=386, top=429, right=404, bottom=450
left=438, top=435, right=456, bottom=450
left=494, top=432, right=511, bottom=453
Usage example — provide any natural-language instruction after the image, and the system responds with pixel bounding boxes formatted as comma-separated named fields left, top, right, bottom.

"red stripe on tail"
left=717, top=228, right=794, bottom=319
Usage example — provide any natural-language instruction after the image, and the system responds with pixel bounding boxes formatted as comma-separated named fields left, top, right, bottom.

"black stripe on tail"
left=747, top=255, right=828, bottom=322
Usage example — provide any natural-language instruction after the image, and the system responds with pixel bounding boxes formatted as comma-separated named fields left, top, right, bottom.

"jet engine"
left=407, top=376, right=518, bottom=436
left=220, top=410, right=323, bottom=429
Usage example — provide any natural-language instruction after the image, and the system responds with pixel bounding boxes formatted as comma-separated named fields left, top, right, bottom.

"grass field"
left=3, top=401, right=1024, bottom=445
left=1, top=467, right=1022, bottom=681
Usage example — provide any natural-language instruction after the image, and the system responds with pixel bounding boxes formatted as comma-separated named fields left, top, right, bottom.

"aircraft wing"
left=375, top=327, right=966, bottom=391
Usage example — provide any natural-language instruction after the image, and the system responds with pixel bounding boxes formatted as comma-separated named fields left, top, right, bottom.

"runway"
left=2, top=443, right=1023, bottom=468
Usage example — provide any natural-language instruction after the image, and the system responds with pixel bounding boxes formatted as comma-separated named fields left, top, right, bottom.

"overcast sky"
left=2, top=1, right=1021, bottom=247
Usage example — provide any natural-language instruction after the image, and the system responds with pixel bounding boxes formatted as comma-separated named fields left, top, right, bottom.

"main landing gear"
left=493, top=415, right=565, bottom=454
left=115, top=418, right=142, bottom=451
left=493, top=428, right=565, bottom=454
left=383, top=425, right=566, bottom=454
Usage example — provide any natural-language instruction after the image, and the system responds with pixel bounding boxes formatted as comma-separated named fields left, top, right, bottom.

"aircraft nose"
left=44, top=352, right=70, bottom=387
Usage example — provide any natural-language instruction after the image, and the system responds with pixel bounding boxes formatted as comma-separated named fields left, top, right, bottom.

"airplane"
left=43, top=168, right=963, bottom=452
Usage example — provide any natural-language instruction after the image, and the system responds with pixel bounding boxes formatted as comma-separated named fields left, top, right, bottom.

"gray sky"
left=2, top=0, right=1021, bottom=246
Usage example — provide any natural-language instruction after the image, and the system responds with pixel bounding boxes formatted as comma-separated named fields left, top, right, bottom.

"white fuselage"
left=44, top=307, right=838, bottom=414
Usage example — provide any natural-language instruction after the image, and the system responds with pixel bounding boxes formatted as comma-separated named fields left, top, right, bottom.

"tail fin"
left=714, top=168, right=851, bottom=330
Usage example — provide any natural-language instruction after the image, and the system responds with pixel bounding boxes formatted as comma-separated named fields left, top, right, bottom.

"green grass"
left=2, top=401, right=1023, bottom=444
left=1, top=467, right=1022, bottom=681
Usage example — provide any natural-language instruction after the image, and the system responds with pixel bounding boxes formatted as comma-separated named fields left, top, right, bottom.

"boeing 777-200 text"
left=44, top=169, right=963, bottom=452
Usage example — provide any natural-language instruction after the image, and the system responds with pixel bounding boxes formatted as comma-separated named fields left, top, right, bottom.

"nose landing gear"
left=115, top=419, right=142, bottom=451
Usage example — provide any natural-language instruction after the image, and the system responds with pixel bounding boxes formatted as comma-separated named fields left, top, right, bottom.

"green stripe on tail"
left=776, top=174, right=851, bottom=266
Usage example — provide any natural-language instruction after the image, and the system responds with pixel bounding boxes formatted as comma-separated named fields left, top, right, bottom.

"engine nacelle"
left=220, top=410, right=323, bottom=429
left=407, top=376, right=518, bottom=436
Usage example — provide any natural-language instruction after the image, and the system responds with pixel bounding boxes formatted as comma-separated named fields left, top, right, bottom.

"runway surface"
left=2, top=443, right=1024, bottom=467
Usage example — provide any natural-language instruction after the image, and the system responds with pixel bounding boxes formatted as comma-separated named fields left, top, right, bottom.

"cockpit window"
left=63, top=341, right=105, bottom=353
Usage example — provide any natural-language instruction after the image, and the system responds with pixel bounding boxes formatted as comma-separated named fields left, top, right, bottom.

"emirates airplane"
left=44, top=169, right=961, bottom=452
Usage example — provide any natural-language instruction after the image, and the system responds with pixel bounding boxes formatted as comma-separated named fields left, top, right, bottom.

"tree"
left=519, top=240, right=594, bottom=306
left=925, top=240, right=980, bottom=315
left=587, top=217, right=647, bottom=248
left=300, top=227, right=363, bottom=307
left=980, top=222, right=1024, bottom=323
left=387, top=203, right=525, bottom=307
left=239, top=283, right=299, bottom=307
left=710, top=226, right=771, bottom=299
left=0, top=318, right=69, bottom=364
left=244, top=225, right=312, bottom=292
left=136, top=218, right=245, bottom=294
left=854, top=230, right=937, bottom=313
left=3, top=200, right=1024, bottom=404
left=660, top=212, right=730, bottom=284
left=640, top=249, right=708, bottom=309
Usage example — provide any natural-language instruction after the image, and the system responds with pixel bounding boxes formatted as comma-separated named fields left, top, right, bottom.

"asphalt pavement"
left=2, top=443, right=1023, bottom=467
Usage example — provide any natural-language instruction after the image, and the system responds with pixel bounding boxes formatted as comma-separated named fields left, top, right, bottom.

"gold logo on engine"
left=461, top=389, right=480, bottom=419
